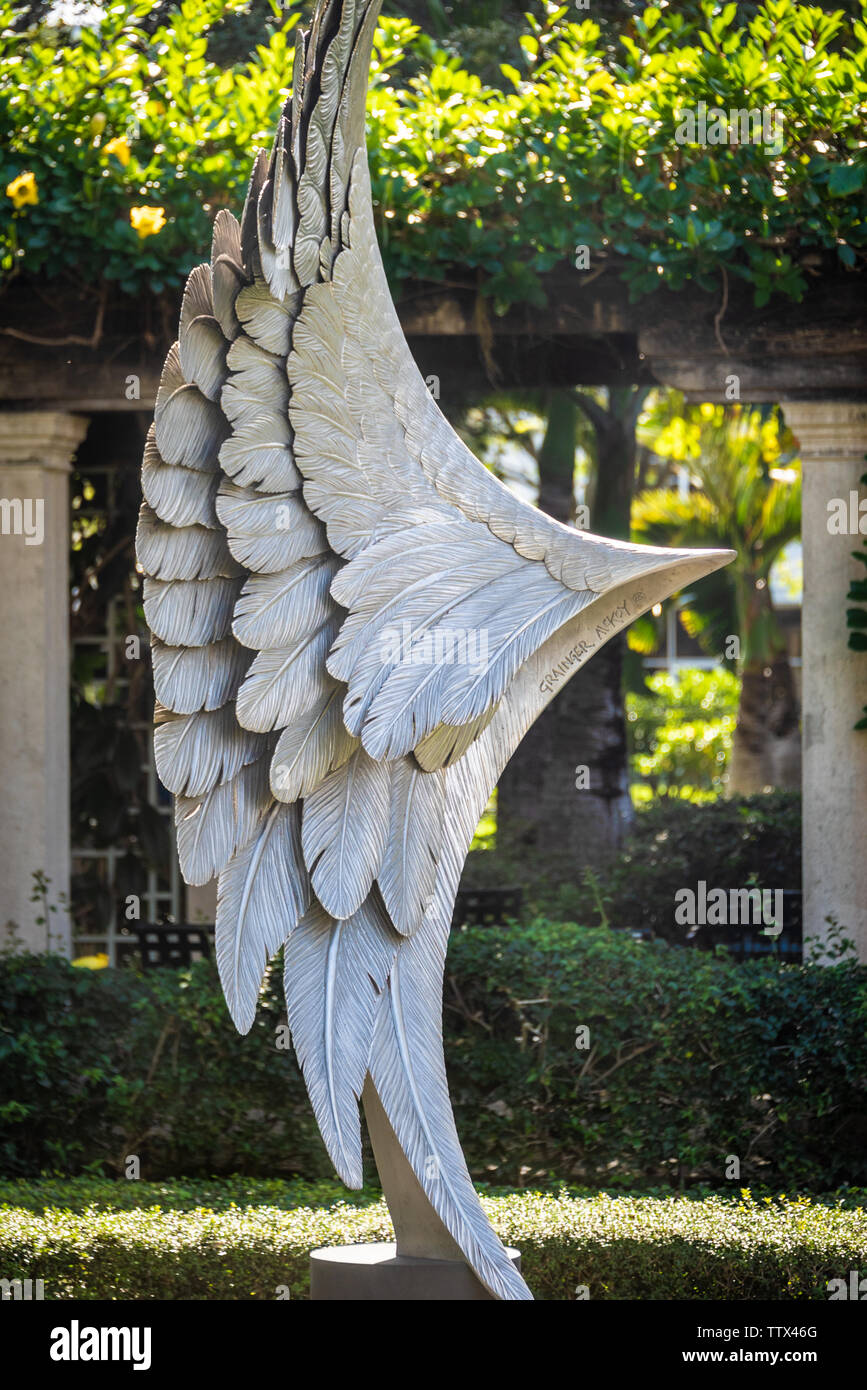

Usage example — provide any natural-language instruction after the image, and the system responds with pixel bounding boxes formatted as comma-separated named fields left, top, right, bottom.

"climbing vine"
left=0, top=0, right=865, bottom=308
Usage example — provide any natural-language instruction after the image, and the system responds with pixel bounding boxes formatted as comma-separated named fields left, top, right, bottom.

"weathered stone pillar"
left=783, top=402, right=867, bottom=962
left=0, top=411, right=89, bottom=954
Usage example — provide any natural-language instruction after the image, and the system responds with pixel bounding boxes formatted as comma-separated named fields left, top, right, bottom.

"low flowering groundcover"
left=1, top=1180, right=865, bottom=1301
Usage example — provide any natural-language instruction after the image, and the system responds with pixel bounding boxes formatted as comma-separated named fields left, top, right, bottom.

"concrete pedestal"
left=310, top=1242, right=522, bottom=1301
left=309, top=1082, right=528, bottom=1301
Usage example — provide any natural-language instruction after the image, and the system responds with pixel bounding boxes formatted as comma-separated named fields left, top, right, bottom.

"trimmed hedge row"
left=0, top=1176, right=374, bottom=1214
left=2, top=920, right=866, bottom=1188
left=1, top=1182, right=865, bottom=1301
left=445, top=920, right=867, bottom=1190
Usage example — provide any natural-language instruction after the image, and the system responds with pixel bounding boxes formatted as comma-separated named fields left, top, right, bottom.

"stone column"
left=0, top=411, right=89, bottom=955
left=783, top=402, right=867, bottom=962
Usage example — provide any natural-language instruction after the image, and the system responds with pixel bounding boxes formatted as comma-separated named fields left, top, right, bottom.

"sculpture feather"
left=216, top=800, right=309, bottom=1033
left=151, top=636, right=251, bottom=715
left=284, top=894, right=400, bottom=1187
left=271, top=683, right=359, bottom=802
left=141, top=424, right=221, bottom=528
left=378, top=758, right=445, bottom=937
left=137, top=0, right=734, bottom=1300
left=301, top=746, right=391, bottom=919
left=175, top=751, right=272, bottom=887
left=231, top=556, right=338, bottom=651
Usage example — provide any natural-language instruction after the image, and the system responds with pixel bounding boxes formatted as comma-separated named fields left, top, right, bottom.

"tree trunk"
left=728, top=656, right=801, bottom=793
left=496, top=388, right=644, bottom=876
left=496, top=636, right=632, bottom=874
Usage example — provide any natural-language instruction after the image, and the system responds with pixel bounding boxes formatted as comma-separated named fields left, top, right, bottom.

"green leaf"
left=828, top=163, right=866, bottom=196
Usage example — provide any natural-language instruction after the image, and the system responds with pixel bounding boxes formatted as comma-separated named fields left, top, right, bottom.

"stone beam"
left=0, top=268, right=864, bottom=410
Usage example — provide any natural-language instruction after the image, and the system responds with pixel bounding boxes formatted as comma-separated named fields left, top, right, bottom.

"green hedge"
left=1, top=918, right=866, bottom=1189
left=1, top=1181, right=865, bottom=1300
left=584, top=793, right=802, bottom=941
left=470, top=792, right=802, bottom=940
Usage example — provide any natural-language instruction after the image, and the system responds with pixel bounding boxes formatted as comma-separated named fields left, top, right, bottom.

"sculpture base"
left=309, top=1242, right=522, bottom=1301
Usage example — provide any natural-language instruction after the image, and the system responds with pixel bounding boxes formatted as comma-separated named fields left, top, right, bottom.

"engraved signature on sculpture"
left=539, top=590, right=647, bottom=693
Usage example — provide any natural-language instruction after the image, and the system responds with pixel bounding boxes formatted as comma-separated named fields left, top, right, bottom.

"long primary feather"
left=216, top=801, right=310, bottom=1033
left=175, top=750, right=273, bottom=886
left=284, top=892, right=399, bottom=1186
left=367, top=724, right=533, bottom=1300
left=368, top=938, right=532, bottom=1301
left=270, top=683, right=358, bottom=802
left=301, top=746, right=390, bottom=919
left=377, top=758, right=445, bottom=936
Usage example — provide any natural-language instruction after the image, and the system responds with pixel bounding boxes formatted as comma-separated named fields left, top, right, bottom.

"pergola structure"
left=1, top=265, right=865, bottom=957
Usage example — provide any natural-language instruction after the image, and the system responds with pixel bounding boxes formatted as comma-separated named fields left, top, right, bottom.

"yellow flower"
left=104, top=135, right=131, bottom=167
left=130, top=205, right=166, bottom=238
left=6, top=171, right=38, bottom=209
left=71, top=952, right=110, bottom=970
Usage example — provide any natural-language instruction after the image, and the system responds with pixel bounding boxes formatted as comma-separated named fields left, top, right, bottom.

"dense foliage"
left=632, top=403, right=801, bottom=664
left=465, top=788, right=801, bottom=935
left=1, top=1179, right=865, bottom=1299
left=1, top=0, right=865, bottom=307
left=579, top=791, right=801, bottom=941
left=2, top=906, right=865, bottom=1190
left=627, top=667, right=738, bottom=798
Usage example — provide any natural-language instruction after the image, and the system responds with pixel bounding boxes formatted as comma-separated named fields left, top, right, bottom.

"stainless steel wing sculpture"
left=136, top=0, right=734, bottom=1301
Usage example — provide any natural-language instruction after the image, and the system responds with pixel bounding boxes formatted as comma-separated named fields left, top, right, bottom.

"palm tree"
left=631, top=402, right=802, bottom=794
